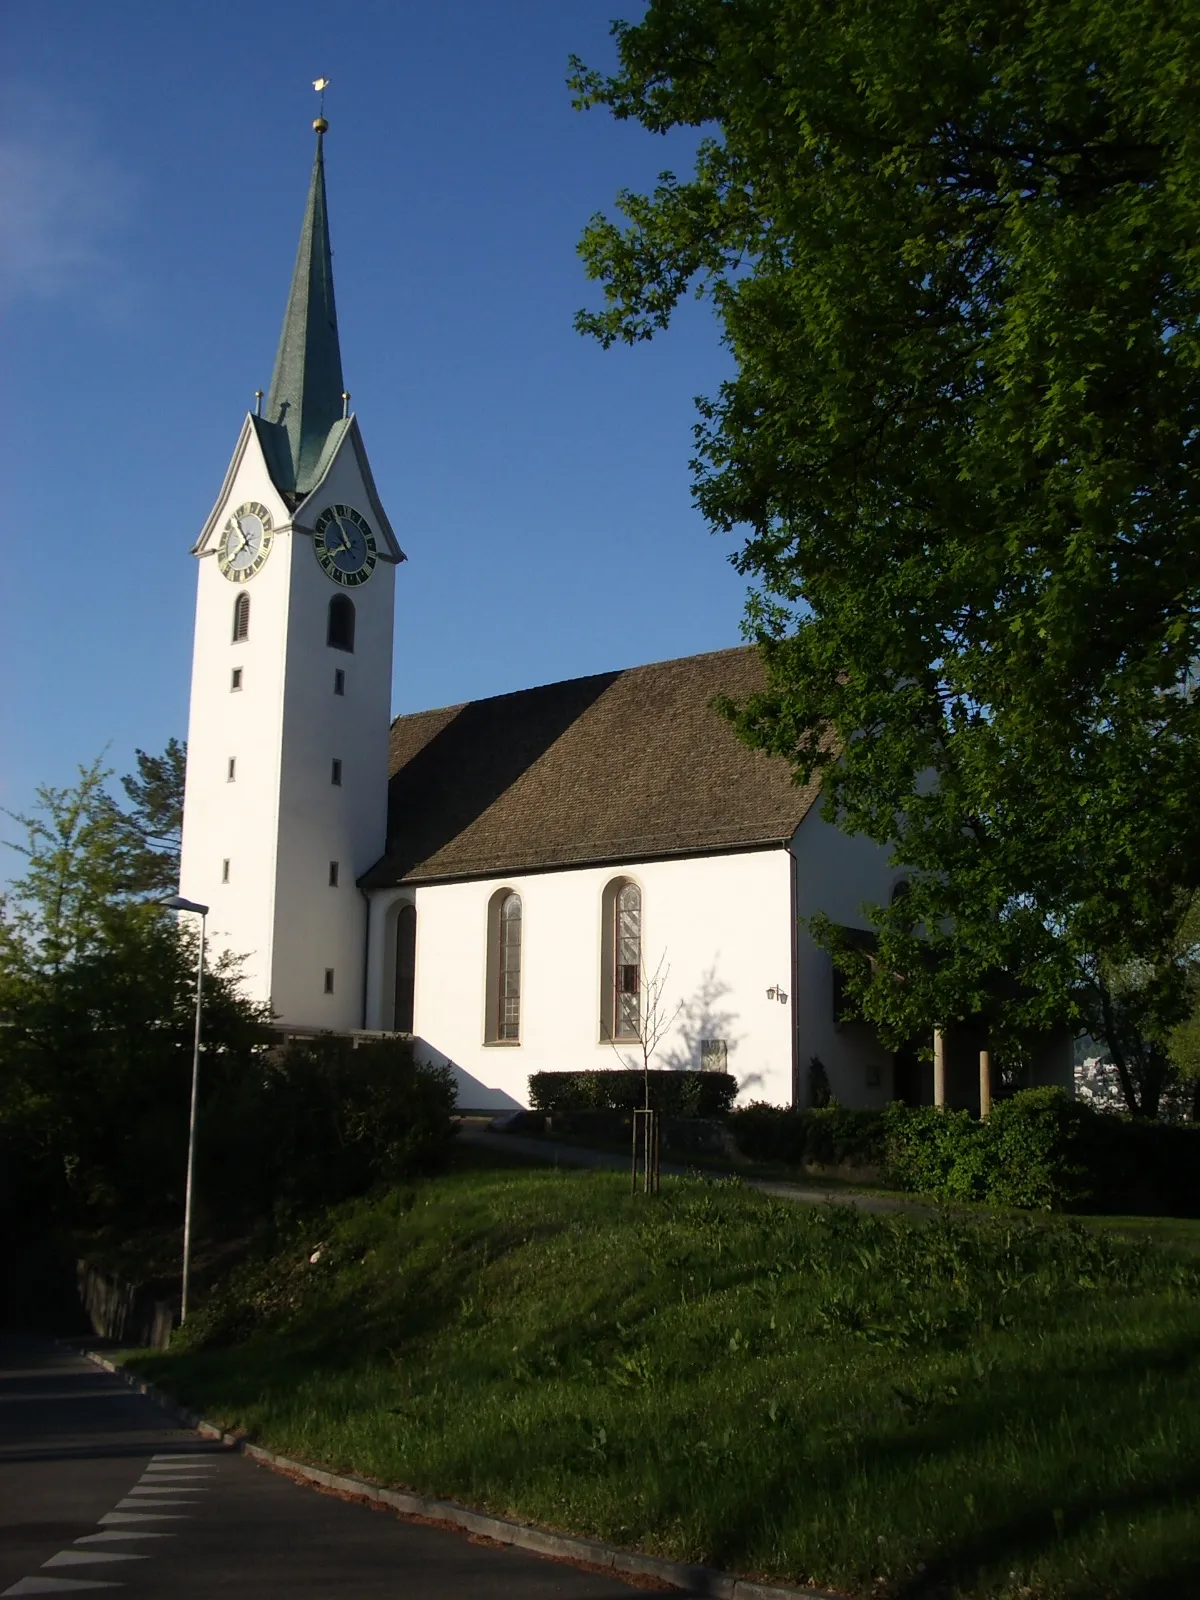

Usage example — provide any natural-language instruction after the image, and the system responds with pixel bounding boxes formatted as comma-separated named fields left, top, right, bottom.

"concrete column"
left=933, top=1027, right=946, bottom=1108
left=979, top=1049, right=992, bottom=1118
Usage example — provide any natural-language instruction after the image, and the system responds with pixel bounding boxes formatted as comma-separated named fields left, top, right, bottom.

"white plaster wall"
left=270, top=432, right=396, bottom=1029
left=791, top=808, right=899, bottom=1107
left=179, top=424, right=291, bottom=1003
left=179, top=421, right=397, bottom=1028
left=368, top=850, right=794, bottom=1110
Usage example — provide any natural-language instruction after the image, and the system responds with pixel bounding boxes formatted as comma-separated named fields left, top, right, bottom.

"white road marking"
left=74, top=1535, right=173, bottom=1545
left=113, top=1499, right=198, bottom=1510
left=127, top=1486, right=207, bottom=1495
left=42, top=1555, right=145, bottom=1569
left=97, top=1513, right=188, bottom=1525
left=150, top=1452, right=213, bottom=1461
left=3, top=1580, right=123, bottom=1594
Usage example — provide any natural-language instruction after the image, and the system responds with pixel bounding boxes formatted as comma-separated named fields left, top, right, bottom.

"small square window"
left=227, top=757, right=236, bottom=781
left=328, top=861, right=339, bottom=887
left=331, top=758, right=342, bottom=786
left=334, top=668, right=345, bottom=696
left=221, top=858, right=230, bottom=884
left=231, top=667, right=243, bottom=691
left=323, top=968, right=335, bottom=994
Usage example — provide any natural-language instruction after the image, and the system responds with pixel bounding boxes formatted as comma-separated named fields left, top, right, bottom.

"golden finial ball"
left=313, top=117, right=329, bottom=132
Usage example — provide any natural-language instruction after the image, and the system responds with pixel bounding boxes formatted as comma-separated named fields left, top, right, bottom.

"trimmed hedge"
left=528, top=1070, right=738, bottom=1118
left=730, top=1090, right=1199, bottom=1215
left=730, top=1103, right=887, bottom=1169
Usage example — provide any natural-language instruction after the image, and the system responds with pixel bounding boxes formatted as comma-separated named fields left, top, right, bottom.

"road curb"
left=81, top=1348, right=844, bottom=1600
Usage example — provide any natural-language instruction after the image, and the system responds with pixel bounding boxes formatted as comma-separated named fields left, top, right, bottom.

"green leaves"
left=575, top=2, right=1200, bottom=1083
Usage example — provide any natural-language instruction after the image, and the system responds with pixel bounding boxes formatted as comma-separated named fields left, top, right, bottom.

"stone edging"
left=82, top=1348, right=843, bottom=1600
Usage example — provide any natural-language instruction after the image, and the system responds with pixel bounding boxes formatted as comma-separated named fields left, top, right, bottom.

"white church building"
left=179, top=120, right=906, bottom=1113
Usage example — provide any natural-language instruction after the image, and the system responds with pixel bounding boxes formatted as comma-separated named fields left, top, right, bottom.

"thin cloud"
left=0, top=89, right=137, bottom=310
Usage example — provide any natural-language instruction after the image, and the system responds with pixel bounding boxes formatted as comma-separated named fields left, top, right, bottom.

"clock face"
left=313, top=504, right=377, bottom=587
left=217, top=501, right=274, bottom=582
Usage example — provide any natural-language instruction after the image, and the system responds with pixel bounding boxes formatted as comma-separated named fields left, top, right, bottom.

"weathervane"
left=313, top=76, right=330, bottom=133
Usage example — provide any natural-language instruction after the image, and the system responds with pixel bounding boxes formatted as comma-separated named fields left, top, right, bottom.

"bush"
left=528, top=1070, right=737, bottom=1118
left=731, top=1091, right=1200, bottom=1214
left=883, top=1088, right=1199, bottom=1214
left=727, top=1103, right=887, bottom=1169
left=202, top=1035, right=457, bottom=1219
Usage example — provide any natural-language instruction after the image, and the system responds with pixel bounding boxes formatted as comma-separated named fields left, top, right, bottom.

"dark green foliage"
left=0, top=907, right=270, bottom=1225
left=571, top=2, right=1200, bottom=1109
left=883, top=1089, right=1200, bottom=1213
left=730, top=1102, right=887, bottom=1169
left=136, top=1164, right=1200, bottom=1598
left=117, top=738, right=186, bottom=897
left=211, top=1035, right=458, bottom=1219
left=732, top=1090, right=1200, bottom=1213
left=528, top=1069, right=737, bottom=1117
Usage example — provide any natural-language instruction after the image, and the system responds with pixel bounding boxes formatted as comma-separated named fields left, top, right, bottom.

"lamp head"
left=162, top=895, right=209, bottom=916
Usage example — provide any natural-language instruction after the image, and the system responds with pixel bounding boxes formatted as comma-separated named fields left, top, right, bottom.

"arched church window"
left=327, top=595, right=355, bottom=653
left=485, top=888, right=522, bottom=1043
left=232, top=592, right=250, bottom=643
left=498, top=893, right=522, bottom=1042
left=615, top=883, right=642, bottom=1040
left=393, top=902, right=416, bottom=1033
left=599, top=877, right=642, bottom=1040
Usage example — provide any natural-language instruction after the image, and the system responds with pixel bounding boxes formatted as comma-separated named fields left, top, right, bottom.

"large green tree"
left=1, top=750, right=268, bottom=1221
left=572, top=0, right=1200, bottom=1110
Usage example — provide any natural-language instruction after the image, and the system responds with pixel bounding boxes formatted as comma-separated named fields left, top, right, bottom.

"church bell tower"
left=179, top=112, right=404, bottom=1029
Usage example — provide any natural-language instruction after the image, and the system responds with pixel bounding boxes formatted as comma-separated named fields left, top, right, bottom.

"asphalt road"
left=0, top=1338, right=656, bottom=1599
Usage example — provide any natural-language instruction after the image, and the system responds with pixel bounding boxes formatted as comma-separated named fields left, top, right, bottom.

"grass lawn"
left=128, top=1155, right=1200, bottom=1599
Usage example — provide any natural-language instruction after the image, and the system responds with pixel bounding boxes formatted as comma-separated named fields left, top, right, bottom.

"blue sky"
left=1, top=0, right=746, bottom=867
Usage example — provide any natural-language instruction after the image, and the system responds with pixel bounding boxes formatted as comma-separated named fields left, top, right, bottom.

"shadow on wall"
left=414, top=1035, right=524, bottom=1112
left=659, top=963, right=751, bottom=1087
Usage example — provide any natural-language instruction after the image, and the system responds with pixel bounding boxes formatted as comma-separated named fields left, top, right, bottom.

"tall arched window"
left=327, top=594, right=355, bottom=652
left=498, top=893, right=522, bottom=1041
left=232, top=592, right=250, bottom=642
left=615, top=883, right=641, bottom=1039
left=600, top=877, right=642, bottom=1040
left=393, top=902, right=416, bottom=1033
left=485, top=888, right=522, bottom=1043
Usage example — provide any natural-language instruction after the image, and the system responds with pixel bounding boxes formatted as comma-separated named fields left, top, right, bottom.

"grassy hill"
left=128, top=1153, right=1200, bottom=1599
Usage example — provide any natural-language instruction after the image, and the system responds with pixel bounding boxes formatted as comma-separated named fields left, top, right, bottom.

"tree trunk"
left=1098, top=977, right=1142, bottom=1115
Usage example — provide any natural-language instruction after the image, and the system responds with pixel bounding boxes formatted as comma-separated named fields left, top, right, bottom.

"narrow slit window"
left=331, top=758, right=342, bottom=786
left=324, top=968, right=335, bottom=994
left=221, top=858, right=230, bottom=884
left=327, top=595, right=355, bottom=652
left=328, top=861, right=339, bottom=887
left=231, top=667, right=243, bottom=691
left=333, top=668, right=345, bottom=696
left=232, top=592, right=250, bottom=642
left=227, top=757, right=236, bottom=781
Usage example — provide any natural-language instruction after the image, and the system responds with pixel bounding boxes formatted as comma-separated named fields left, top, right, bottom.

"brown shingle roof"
left=360, top=645, right=821, bottom=888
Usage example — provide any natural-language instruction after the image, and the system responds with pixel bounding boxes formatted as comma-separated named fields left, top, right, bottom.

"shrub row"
left=729, top=1103, right=887, bottom=1169
left=730, top=1089, right=1199, bottom=1214
left=202, top=1034, right=458, bottom=1219
left=528, top=1070, right=738, bottom=1118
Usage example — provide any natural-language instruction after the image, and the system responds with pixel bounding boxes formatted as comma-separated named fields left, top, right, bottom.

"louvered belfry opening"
left=232, top=592, right=250, bottom=642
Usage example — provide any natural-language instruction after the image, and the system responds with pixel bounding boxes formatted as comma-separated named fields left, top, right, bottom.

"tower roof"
left=264, top=128, right=345, bottom=496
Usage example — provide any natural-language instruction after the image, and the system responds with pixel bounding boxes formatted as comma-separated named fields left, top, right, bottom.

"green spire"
left=265, top=128, right=345, bottom=495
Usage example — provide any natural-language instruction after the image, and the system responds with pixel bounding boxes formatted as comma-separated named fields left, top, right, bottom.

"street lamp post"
left=162, top=895, right=209, bottom=1324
